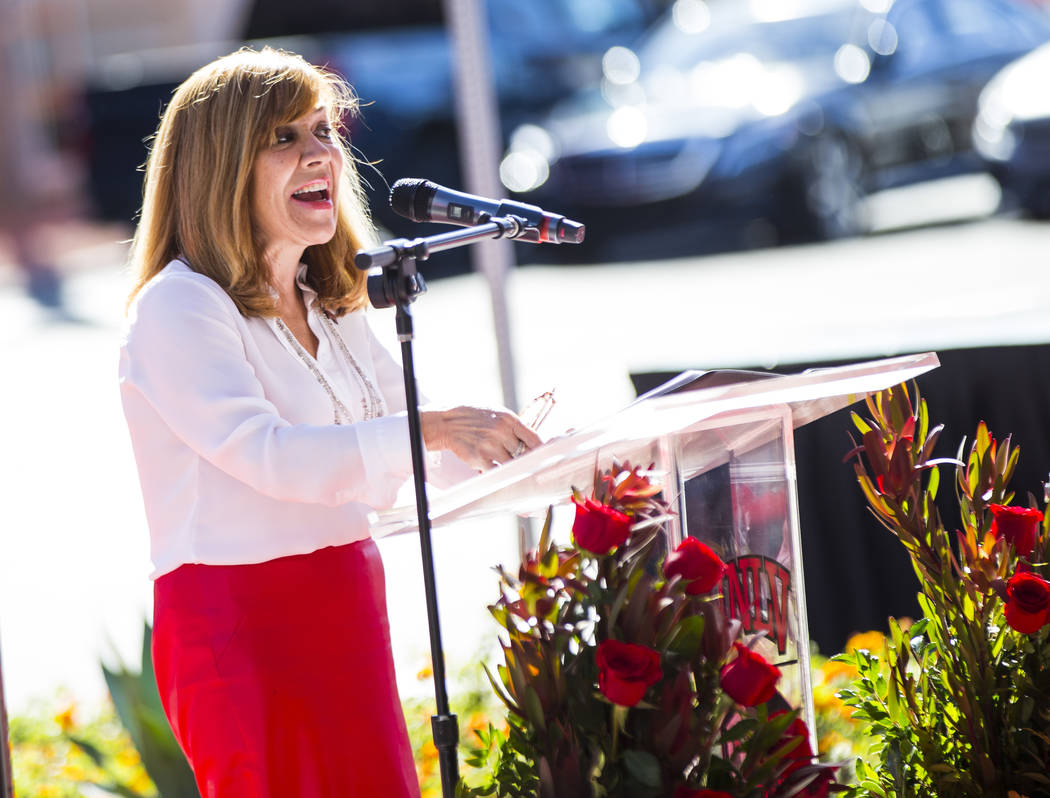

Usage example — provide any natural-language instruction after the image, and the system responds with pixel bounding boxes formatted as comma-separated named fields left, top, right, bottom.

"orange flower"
left=845, top=630, right=885, bottom=655
left=53, top=704, right=76, bottom=733
left=818, top=659, right=858, bottom=683
left=416, top=656, right=434, bottom=681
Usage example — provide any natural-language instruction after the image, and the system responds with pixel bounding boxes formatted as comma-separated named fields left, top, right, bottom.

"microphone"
left=389, top=178, right=585, bottom=244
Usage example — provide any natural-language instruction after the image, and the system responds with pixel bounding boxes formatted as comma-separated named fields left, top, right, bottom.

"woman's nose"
left=301, top=135, right=330, bottom=166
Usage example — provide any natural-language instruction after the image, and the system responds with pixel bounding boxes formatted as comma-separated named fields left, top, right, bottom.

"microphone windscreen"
left=390, top=178, right=435, bottom=222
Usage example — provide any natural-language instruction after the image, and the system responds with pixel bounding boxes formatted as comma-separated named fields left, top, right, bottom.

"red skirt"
left=152, top=538, right=421, bottom=798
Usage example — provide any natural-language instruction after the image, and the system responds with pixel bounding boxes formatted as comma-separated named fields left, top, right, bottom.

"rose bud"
left=720, top=642, right=781, bottom=707
left=664, top=537, right=726, bottom=595
left=1005, top=570, right=1050, bottom=634
left=989, top=504, right=1043, bottom=557
left=572, top=497, right=631, bottom=555
left=595, top=639, right=662, bottom=707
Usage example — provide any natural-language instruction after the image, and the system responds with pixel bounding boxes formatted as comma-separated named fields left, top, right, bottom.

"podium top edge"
left=370, top=352, right=940, bottom=537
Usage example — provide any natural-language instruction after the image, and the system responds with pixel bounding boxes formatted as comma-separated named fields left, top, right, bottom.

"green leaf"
left=483, top=663, right=520, bottom=713
left=976, top=421, right=991, bottom=459
left=537, top=506, right=553, bottom=556
left=66, top=733, right=107, bottom=767
left=717, top=717, right=758, bottom=745
left=523, top=685, right=547, bottom=732
left=622, top=749, right=662, bottom=788
left=927, top=465, right=940, bottom=501
left=851, top=411, right=873, bottom=435
left=668, top=614, right=706, bottom=659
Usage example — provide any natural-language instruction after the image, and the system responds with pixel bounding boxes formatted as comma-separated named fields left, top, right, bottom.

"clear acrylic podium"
left=371, top=352, right=940, bottom=736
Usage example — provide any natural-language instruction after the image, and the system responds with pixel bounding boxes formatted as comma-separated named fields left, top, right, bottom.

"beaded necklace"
left=274, top=312, right=384, bottom=424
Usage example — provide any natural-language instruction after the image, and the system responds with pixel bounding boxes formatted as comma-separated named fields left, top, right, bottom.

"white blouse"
left=119, top=259, right=469, bottom=577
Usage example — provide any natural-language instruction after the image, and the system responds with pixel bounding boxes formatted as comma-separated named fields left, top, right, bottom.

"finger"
left=485, top=408, right=542, bottom=444
left=486, top=440, right=514, bottom=467
left=501, top=436, right=525, bottom=460
left=505, top=416, right=543, bottom=451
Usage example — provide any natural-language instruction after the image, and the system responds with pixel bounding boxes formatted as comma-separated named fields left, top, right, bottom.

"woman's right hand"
left=420, top=406, right=543, bottom=471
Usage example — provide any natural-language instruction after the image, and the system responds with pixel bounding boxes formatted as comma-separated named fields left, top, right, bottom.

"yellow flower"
left=116, top=747, right=143, bottom=767
left=466, top=712, right=489, bottom=737
left=818, top=659, right=858, bottom=683
left=845, top=630, right=886, bottom=655
left=812, top=682, right=842, bottom=712
left=421, top=739, right=438, bottom=762
left=818, top=730, right=846, bottom=755
left=416, top=656, right=434, bottom=681
left=60, top=762, right=90, bottom=781
left=129, top=770, right=156, bottom=793
left=53, top=704, right=76, bottom=733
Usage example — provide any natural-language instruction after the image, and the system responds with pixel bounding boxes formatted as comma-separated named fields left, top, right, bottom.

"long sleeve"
left=120, top=270, right=413, bottom=508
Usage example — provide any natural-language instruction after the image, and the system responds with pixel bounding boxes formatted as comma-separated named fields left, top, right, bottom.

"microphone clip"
left=353, top=214, right=544, bottom=310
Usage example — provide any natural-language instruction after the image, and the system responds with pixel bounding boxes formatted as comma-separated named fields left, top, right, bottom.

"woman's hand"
left=420, top=406, right=543, bottom=470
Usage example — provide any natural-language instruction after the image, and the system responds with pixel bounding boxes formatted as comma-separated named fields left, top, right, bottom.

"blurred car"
left=325, top=0, right=654, bottom=133
left=318, top=0, right=655, bottom=252
left=974, top=41, right=1050, bottom=218
left=499, top=0, right=1050, bottom=250
left=81, top=0, right=654, bottom=233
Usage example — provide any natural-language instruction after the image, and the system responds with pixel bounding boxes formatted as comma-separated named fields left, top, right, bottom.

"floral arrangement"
left=10, top=694, right=155, bottom=798
left=839, top=384, right=1050, bottom=796
left=461, top=462, right=839, bottom=797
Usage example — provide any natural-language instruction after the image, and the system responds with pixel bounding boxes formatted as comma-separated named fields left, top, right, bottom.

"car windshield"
left=638, top=0, right=868, bottom=70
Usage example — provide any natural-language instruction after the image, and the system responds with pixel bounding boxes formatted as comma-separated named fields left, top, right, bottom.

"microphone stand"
left=355, top=215, right=537, bottom=798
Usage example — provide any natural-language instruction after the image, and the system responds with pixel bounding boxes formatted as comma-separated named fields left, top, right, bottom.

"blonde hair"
left=128, top=47, right=374, bottom=316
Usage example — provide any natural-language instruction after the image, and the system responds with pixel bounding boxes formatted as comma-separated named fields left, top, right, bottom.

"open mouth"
left=292, top=180, right=331, bottom=203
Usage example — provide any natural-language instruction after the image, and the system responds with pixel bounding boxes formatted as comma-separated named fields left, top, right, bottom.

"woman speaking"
left=119, top=47, right=540, bottom=796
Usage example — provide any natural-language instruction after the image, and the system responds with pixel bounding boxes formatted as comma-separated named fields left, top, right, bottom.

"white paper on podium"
left=369, top=352, right=939, bottom=538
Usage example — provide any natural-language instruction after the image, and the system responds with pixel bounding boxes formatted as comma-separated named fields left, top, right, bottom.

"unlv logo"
left=720, top=555, right=792, bottom=655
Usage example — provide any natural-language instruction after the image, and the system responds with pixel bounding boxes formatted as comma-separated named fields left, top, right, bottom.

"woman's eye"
left=274, top=130, right=294, bottom=144
left=316, top=126, right=333, bottom=139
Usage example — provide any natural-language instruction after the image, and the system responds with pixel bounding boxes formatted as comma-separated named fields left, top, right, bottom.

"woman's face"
left=250, top=105, right=343, bottom=267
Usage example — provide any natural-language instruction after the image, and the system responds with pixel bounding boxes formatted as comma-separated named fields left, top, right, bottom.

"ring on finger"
left=512, top=440, right=526, bottom=458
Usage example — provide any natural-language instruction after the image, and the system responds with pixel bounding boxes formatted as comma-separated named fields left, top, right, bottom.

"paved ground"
left=4, top=174, right=1050, bottom=713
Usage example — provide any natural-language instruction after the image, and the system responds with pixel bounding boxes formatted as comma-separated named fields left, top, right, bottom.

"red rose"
left=1005, top=570, right=1050, bottom=634
left=664, top=537, right=726, bottom=595
left=595, top=639, right=662, bottom=707
left=673, top=789, right=732, bottom=798
left=720, top=642, right=781, bottom=707
left=990, top=504, right=1043, bottom=557
left=572, top=497, right=631, bottom=554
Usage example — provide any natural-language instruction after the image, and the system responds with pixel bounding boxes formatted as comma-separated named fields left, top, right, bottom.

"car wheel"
left=778, top=134, right=867, bottom=242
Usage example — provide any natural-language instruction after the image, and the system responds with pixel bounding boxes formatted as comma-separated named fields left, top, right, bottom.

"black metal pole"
left=0, top=638, right=12, bottom=798
left=395, top=296, right=459, bottom=797
left=355, top=215, right=573, bottom=797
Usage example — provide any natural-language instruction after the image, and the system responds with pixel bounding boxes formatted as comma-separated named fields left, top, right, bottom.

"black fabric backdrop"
left=631, top=344, right=1050, bottom=655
